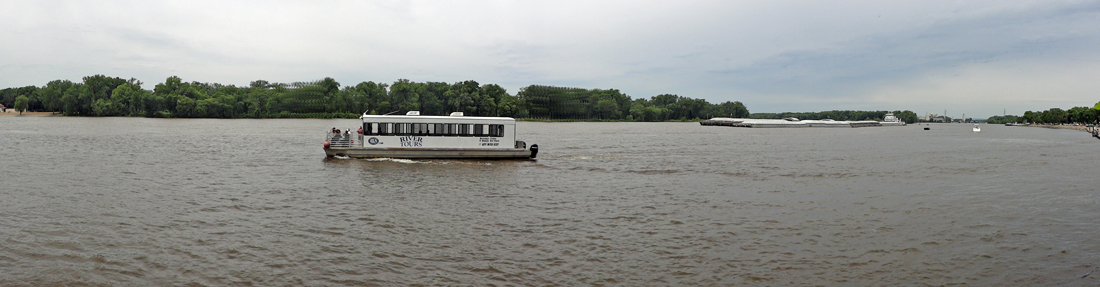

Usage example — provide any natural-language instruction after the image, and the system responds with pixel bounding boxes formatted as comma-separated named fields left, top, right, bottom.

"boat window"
left=413, top=123, right=428, bottom=135
left=371, top=122, right=509, bottom=137
left=473, top=124, right=486, bottom=136
left=378, top=123, right=392, bottom=135
left=446, top=123, right=458, bottom=136
left=430, top=124, right=443, bottom=136
left=394, top=123, right=409, bottom=135
left=458, top=124, right=470, bottom=136
left=362, top=123, right=373, bottom=135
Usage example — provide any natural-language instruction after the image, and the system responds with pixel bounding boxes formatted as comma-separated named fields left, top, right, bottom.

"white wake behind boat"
left=973, top=124, right=981, bottom=132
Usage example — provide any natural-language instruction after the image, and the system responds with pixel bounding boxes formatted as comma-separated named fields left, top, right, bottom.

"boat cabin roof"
left=360, top=112, right=516, bottom=124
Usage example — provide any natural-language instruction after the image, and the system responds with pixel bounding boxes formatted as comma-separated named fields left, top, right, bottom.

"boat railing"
left=326, top=133, right=359, bottom=147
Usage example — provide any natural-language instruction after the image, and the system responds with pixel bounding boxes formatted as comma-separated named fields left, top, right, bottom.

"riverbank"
left=0, top=111, right=58, bottom=116
left=1027, top=124, right=1091, bottom=132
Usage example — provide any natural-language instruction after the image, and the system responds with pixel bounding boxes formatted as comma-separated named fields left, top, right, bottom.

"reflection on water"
left=1, top=117, right=1098, bottom=286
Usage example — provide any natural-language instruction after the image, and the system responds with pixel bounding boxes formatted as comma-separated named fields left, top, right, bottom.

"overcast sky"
left=2, top=0, right=1098, bottom=117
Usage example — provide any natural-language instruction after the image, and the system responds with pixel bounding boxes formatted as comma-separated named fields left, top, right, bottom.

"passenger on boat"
left=330, top=127, right=342, bottom=140
left=357, top=127, right=363, bottom=135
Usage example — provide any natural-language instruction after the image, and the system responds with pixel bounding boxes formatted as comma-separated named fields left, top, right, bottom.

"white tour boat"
left=324, top=111, right=538, bottom=159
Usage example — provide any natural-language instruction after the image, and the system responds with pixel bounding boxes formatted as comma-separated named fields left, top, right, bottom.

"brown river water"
left=1, top=117, right=1099, bottom=286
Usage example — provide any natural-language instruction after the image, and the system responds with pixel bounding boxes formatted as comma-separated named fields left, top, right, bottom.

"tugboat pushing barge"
left=324, top=111, right=538, bottom=159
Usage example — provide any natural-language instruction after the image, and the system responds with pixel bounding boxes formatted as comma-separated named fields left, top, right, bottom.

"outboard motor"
left=530, top=144, right=539, bottom=159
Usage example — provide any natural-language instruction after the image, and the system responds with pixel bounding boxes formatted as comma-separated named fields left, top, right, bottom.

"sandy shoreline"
left=0, top=111, right=59, bottom=116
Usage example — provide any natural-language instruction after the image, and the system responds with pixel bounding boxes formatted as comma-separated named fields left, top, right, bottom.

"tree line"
left=751, top=110, right=920, bottom=123
left=516, top=85, right=749, bottom=121
left=1016, top=104, right=1100, bottom=124
left=0, top=75, right=749, bottom=121
left=983, top=115, right=1024, bottom=124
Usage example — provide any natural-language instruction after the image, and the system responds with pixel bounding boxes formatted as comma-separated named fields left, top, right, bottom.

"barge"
left=700, top=113, right=907, bottom=128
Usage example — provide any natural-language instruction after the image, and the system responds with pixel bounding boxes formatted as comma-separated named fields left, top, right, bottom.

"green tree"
left=74, top=75, right=127, bottom=116
left=155, top=76, right=184, bottom=95
left=91, top=98, right=118, bottom=116
left=2, top=86, right=40, bottom=111
left=416, top=82, right=447, bottom=115
left=389, top=79, right=421, bottom=113
left=1067, top=106, right=1093, bottom=124
left=496, top=94, right=519, bottom=117
left=1022, top=111, right=1037, bottom=124
left=13, top=95, right=29, bottom=115
left=37, top=80, right=75, bottom=111
left=986, top=115, right=1023, bottom=124
left=629, top=100, right=648, bottom=121
left=892, top=110, right=919, bottom=124
left=592, top=98, right=619, bottom=119
left=176, top=97, right=195, bottom=117
left=479, top=84, right=510, bottom=116
left=1093, top=101, right=1100, bottom=124
left=110, top=82, right=148, bottom=116
left=355, top=81, right=389, bottom=114
left=1041, top=108, right=1067, bottom=123
left=714, top=101, right=749, bottom=118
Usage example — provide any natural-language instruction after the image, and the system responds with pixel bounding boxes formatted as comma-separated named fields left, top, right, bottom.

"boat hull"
left=325, top=147, right=535, bottom=159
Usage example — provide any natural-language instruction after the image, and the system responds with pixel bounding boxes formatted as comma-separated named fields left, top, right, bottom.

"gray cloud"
left=2, top=0, right=1098, bottom=117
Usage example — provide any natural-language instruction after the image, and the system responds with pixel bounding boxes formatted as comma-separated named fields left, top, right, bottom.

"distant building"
left=923, top=113, right=948, bottom=123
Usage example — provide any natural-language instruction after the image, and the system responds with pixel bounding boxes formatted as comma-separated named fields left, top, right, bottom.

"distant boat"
left=973, top=124, right=981, bottom=132
left=880, top=112, right=906, bottom=126
left=699, top=116, right=906, bottom=128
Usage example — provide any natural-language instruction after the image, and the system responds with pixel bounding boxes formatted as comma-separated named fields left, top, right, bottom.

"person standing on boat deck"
left=357, top=127, right=363, bottom=135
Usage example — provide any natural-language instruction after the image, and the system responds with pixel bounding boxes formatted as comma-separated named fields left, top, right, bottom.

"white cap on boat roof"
left=406, top=111, right=420, bottom=116
left=450, top=112, right=464, bottom=117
